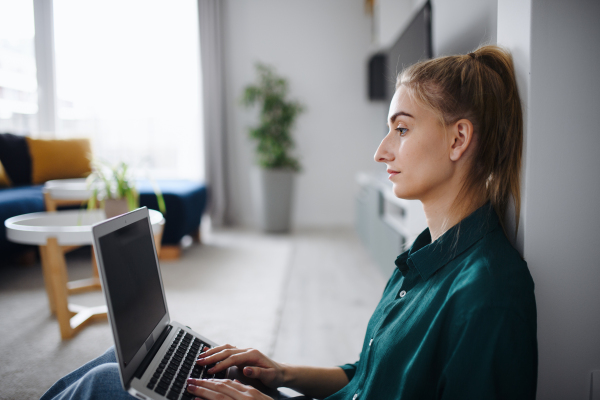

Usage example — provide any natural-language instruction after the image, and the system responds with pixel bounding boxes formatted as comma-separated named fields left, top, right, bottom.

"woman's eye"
left=395, top=127, right=408, bottom=136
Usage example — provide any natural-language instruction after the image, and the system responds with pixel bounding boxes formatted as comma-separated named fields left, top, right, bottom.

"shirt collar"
left=395, top=203, right=499, bottom=281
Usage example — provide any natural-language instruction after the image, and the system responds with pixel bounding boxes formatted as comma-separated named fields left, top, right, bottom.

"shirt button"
left=353, top=395, right=358, bottom=400
left=369, top=338, right=373, bottom=346
left=399, top=290, right=407, bottom=298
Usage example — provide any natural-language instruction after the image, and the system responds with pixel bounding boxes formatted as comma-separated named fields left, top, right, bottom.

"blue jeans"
left=41, top=348, right=312, bottom=400
left=40, top=347, right=135, bottom=400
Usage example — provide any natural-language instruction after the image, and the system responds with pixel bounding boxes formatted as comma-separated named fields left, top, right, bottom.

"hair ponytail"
left=398, top=45, right=523, bottom=236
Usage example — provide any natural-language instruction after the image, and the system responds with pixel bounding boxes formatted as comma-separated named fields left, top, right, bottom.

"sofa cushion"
left=26, top=137, right=92, bottom=184
left=0, top=133, right=32, bottom=186
left=0, top=160, right=11, bottom=187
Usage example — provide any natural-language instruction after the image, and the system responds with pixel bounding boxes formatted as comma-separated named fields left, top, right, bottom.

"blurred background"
left=0, top=0, right=501, bottom=229
left=0, top=1, right=599, bottom=399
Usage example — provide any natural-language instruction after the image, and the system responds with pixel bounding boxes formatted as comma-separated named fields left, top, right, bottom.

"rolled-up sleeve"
left=338, top=359, right=360, bottom=381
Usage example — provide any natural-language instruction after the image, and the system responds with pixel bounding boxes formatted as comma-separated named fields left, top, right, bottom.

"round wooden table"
left=5, top=209, right=164, bottom=339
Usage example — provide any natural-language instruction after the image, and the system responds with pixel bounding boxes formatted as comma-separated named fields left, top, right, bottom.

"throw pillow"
left=26, top=137, right=93, bottom=184
left=0, top=160, right=12, bottom=187
left=0, top=133, right=32, bottom=186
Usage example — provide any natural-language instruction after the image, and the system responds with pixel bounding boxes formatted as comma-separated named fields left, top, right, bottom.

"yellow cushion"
left=26, top=137, right=92, bottom=184
left=0, top=160, right=12, bottom=187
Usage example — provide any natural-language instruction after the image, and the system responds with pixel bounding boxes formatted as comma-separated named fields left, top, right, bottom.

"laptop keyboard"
left=146, top=328, right=227, bottom=400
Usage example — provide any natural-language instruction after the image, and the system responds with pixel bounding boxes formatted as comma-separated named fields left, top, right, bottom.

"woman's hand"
left=195, top=344, right=350, bottom=399
left=196, top=344, right=285, bottom=389
left=187, top=378, right=272, bottom=400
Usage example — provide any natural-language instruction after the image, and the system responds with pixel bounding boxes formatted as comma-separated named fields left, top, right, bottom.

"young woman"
left=42, top=45, right=537, bottom=400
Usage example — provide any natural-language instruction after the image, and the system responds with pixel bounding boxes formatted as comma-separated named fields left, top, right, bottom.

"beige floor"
left=271, top=228, right=387, bottom=366
left=0, top=227, right=387, bottom=399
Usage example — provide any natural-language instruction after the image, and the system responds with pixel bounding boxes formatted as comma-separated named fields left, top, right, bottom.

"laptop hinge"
left=134, top=324, right=173, bottom=379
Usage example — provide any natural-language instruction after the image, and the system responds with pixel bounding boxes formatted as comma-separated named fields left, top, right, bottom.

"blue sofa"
left=0, top=181, right=208, bottom=262
left=0, top=133, right=208, bottom=261
left=137, top=179, right=208, bottom=248
left=0, top=185, right=46, bottom=259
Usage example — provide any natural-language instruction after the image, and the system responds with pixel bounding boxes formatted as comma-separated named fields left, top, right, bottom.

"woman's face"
left=374, top=85, right=455, bottom=202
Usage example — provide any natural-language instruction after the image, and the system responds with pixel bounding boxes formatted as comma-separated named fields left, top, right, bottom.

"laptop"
left=91, top=207, right=232, bottom=400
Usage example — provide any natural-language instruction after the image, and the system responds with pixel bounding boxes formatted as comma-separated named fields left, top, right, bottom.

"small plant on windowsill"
left=86, top=160, right=166, bottom=219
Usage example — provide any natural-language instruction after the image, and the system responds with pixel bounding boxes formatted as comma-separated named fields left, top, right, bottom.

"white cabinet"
left=355, top=172, right=427, bottom=277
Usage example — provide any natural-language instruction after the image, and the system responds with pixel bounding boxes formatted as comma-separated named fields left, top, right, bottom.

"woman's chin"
left=392, top=189, right=410, bottom=200
left=392, top=185, right=419, bottom=201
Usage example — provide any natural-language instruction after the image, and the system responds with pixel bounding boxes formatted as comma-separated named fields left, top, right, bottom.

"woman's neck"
left=422, top=193, right=486, bottom=242
left=422, top=198, right=455, bottom=242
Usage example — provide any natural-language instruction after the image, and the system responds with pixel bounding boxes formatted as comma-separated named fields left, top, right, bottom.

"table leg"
left=38, top=245, right=57, bottom=314
left=91, top=246, right=99, bottom=279
left=42, top=238, right=74, bottom=339
left=44, top=191, right=57, bottom=212
left=41, top=238, right=107, bottom=340
left=64, top=246, right=101, bottom=295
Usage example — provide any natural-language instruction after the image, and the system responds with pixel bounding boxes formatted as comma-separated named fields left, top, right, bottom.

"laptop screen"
left=98, top=217, right=167, bottom=368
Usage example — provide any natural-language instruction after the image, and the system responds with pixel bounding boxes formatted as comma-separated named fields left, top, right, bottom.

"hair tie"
left=468, top=52, right=476, bottom=59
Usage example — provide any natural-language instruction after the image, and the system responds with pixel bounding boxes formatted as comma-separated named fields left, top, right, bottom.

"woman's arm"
left=279, top=364, right=349, bottom=399
left=196, top=344, right=349, bottom=399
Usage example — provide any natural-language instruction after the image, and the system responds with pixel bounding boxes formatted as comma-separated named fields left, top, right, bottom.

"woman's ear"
left=449, top=119, right=474, bottom=161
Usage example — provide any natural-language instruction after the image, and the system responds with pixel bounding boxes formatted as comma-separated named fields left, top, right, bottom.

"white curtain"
left=198, top=0, right=228, bottom=226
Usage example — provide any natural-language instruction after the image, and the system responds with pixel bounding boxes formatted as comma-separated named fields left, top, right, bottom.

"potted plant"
left=241, top=63, right=305, bottom=232
left=87, top=160, right=166, bottom=219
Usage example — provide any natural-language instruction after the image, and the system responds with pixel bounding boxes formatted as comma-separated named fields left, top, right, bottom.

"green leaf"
left=240, top=62, right=304, bottom=171
left=149, top=178, right=167, bottom=215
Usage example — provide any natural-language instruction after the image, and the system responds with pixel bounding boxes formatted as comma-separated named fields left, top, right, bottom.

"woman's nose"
left=374, top=133, right=394, bottom=163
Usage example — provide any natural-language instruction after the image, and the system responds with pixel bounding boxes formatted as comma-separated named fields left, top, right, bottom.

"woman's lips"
left=387, top=169, right=399, bottom=179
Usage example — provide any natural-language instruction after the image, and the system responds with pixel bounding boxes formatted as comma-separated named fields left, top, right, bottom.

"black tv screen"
left=385, top=1, right=432, bottom=102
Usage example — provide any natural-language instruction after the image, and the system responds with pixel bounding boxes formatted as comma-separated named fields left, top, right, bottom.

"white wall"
left=375, top=0, right=415, bottom=48
left=431, top=0, right=497, bottom=57
left=497, top=0, right=530, bottom=255
left=220, top=0, right=501, bottom=229
left=222, top=0, right=384, bottom=228
left=499, top=1, right=600, bottom=398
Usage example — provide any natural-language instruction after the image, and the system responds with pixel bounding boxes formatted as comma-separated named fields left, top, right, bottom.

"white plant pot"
left=250, top=167, right=295, bottom=233
left=104, top=199, right=130, bottom=219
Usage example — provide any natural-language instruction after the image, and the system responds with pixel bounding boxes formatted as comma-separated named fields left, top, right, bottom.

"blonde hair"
left=398, top=45, right=523, bottom=236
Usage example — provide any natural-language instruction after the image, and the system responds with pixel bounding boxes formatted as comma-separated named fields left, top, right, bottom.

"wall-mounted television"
left=368, top=1, right=432, bottom=102
left=386, top=1, right=432, bottom=101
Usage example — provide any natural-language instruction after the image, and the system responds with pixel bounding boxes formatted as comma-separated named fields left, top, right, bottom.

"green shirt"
left=328, top=204, right=537, bottom=400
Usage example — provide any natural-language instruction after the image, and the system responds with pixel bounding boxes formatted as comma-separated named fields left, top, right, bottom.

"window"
left=53, top=0, right=204, bottom=180
left=0, top=0, right=204, bottom=181
left=0, top=0, right=38, bottom=134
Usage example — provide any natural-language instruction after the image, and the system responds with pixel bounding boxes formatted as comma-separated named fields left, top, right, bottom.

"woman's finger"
left=204, top=349, right=264, bottom=374
left=187, top=378, right=251, bottom=400
left=196, top=348, right=246, bottom=367
left=241, top=365, right=275, bottom=382
left=212, top=379, right=268, bottom=399
left=204, top=378, right=252, bottom=391
left=197, top=343, right=237, bottom=359
left=186, top=383, right=234, bottom=400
